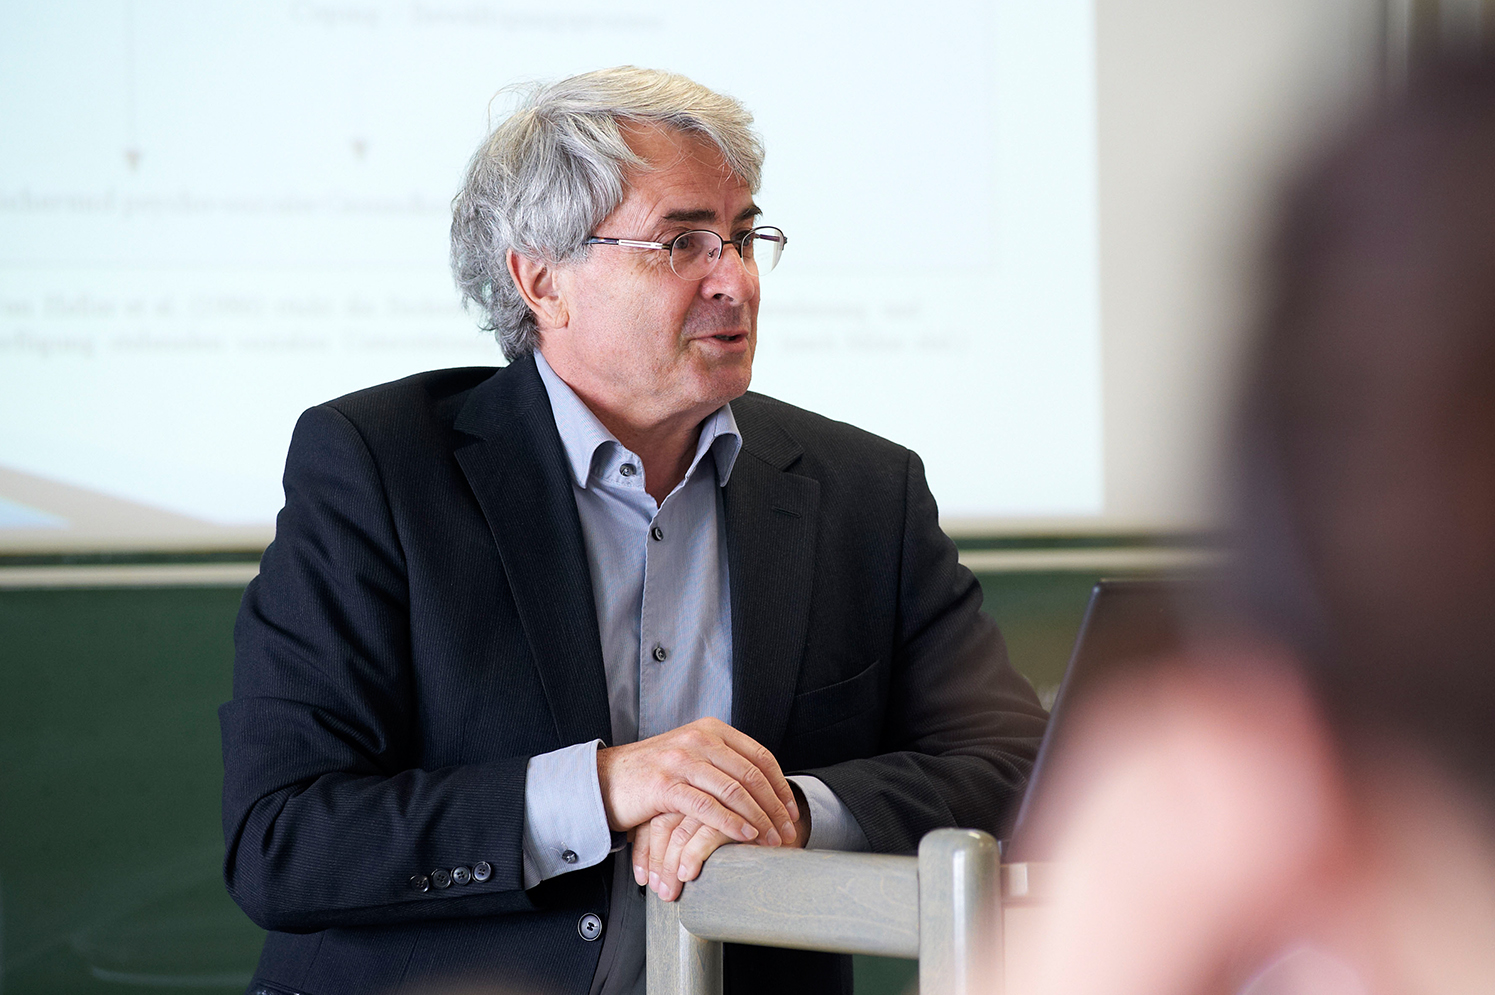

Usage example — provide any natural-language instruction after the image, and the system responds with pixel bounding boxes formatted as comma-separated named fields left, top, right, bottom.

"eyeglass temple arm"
left=584, top=237, right=670, bottom=250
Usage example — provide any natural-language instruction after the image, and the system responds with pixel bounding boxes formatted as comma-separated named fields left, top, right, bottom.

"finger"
left=660, top=780, right=764, bottom=844
left=707, top=723, right=800, bottom=828
left=699, top=740, right=797, bottom=845
left=677, top=825, right=733, bottom=884
left=649, top=812, right=683, bottom=896
left=631, top=824, right=650, bottom=886
left=660, top=816, right=704, bottom=901
left=676, top=755, right=783, bottom=845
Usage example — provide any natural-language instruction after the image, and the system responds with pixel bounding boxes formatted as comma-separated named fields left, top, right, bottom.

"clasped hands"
left=596, top=717, right=809, bottom=902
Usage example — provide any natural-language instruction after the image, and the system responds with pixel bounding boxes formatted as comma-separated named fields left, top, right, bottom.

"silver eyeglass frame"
left=584, top=226, right=787, bottom=280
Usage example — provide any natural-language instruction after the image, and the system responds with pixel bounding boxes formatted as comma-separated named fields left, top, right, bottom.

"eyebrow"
left=660, top=203, right=762, bottom=226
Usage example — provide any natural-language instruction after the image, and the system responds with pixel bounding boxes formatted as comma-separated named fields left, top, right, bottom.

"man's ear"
left=507, top=249, right=568, bottom=329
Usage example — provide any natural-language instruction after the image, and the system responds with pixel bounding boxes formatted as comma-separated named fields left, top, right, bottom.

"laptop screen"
left=1006, top=578, right=1187, bottom=860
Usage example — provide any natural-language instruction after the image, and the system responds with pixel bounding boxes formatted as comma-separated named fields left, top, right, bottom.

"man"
left=221, top=66, right=1046, bottom=995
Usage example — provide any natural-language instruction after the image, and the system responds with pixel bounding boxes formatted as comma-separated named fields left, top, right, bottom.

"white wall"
left=1090, top=0, right=1383, bottom=533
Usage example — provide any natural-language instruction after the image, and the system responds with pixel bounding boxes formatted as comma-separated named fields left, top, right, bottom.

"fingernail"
left=677, top=865, right=691, bottom=882
left=740, top=824, right=758, bottom=840
left=781, top=821, right=796, bottom=840
left=634, top=865, right=647, bottom=886
left=649, top=871, right=659, bottom=889
left=764, top=829, right=781, bottom=847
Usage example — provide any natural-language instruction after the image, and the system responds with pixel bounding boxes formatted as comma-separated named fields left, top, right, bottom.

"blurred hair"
left=450, top=66, right=764, bottom=360
left=1233, top=59, right=1495, bottom=795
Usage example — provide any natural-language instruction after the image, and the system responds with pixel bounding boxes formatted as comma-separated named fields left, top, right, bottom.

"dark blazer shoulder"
left=322, top=366, right=501, bottom=433
left=732, top=390, right=911, bottom=473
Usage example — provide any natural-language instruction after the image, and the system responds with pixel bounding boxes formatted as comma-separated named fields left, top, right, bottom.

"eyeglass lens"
left=668, top=227, right=785, bottom=280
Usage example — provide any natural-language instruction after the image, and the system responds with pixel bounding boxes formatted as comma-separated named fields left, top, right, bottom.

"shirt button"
left=652, top=645, right=668, bottom=662
left=619, top=463, right=637, bottom=476
left=578, top=913, right=603, bottom=941
left=472, top=861, right=492, bottom=882
left=650, top=525, right=664, bottom=541
left=562, top=849, right=579, bottom=864
left=431, top=868, right=452, bottom=889
left=452, top=865, right=472, bottom=885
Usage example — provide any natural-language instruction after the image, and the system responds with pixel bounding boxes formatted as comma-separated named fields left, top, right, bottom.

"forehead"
left=611, top=124, right=754, bottom=226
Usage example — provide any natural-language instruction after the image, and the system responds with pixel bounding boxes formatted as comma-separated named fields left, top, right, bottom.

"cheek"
left=610, top=274, right=688, bottom=326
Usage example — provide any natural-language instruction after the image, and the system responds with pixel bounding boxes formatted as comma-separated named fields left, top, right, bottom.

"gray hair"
left=451, top=66, right=765, bottom=360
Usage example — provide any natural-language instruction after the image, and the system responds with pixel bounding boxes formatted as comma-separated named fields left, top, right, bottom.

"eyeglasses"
left=584, top=226, right=787, bottom=281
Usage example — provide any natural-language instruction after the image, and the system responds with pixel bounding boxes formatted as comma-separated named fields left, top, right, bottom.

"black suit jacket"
left=221, top=355, right=1047, bottom=995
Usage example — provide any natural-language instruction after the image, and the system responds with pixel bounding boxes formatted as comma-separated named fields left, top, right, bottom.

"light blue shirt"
left=523, top=351, right=867, bottom=995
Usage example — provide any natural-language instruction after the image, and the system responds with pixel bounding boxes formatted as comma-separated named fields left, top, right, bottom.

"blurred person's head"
left=1030, top=59, right=1495, bottom=995
left=1234, top=57, right=1495, bottom=801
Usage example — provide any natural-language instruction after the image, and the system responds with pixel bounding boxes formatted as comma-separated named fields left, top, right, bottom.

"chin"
left=714, top=361, right=754, bottom=402
left=683, top=369, right=751, bottom=414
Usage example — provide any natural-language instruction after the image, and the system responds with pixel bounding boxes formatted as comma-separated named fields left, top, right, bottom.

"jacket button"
left=431, top=868, right=452, bottom=889
left=562, top=849, right=578, bottom=864
left=472, top=861, right=492, bottom=882
left=452, top=865, right=472, bottom=885
left=409, top=874, right=430, bottom=893
left=578, top=913, right=603, bottom=941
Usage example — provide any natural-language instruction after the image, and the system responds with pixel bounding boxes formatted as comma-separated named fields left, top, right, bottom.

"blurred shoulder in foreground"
left=1025, top=58, right=1495, bottom=995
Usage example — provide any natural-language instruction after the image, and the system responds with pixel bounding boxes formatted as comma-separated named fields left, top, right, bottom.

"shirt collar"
left=534, top=350, right=742, bottom=490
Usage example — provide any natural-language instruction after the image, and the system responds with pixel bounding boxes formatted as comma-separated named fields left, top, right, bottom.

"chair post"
left=647, top=890, right=723, bottom=995
left=918, top=828, right=1003, bottom=995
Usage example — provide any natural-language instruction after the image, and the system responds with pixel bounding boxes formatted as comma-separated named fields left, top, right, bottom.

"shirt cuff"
left=788, top=775, right=869, bottom=852
left=522, top=739, right=613, bottom=888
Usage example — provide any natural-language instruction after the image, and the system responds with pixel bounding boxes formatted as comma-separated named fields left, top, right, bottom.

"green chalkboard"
left=0, top=586, right=261, bottom=992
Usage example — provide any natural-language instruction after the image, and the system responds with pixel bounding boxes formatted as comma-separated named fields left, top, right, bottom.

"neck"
left=610, top=414, right=704, bottom=506
left=537, top=347, right=715, bottom=504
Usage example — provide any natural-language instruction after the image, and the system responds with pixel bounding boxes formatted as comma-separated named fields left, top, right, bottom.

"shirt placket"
left=637, top=492, right=682, bottom=741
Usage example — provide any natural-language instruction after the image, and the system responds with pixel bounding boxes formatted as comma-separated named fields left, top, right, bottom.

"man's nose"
left=700, top=243, right=756, bottom=305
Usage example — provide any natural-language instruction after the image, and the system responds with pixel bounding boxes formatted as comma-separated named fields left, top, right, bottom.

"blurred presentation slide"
left=0, top=1, right=1098, bottom=545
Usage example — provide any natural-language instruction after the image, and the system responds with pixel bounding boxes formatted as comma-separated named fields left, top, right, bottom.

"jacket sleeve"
left=220, top=404, right=540, bottom=932
left=800, top=450, right=1049, bottom=854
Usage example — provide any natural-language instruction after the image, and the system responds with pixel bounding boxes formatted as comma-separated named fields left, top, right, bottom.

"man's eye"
left=673, top=232, right=722, bottom=262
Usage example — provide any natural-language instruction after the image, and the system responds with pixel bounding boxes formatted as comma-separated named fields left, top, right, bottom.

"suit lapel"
left=452, top=355, right=614, bottom=748
left=724, top=397, right=820, bottom=753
